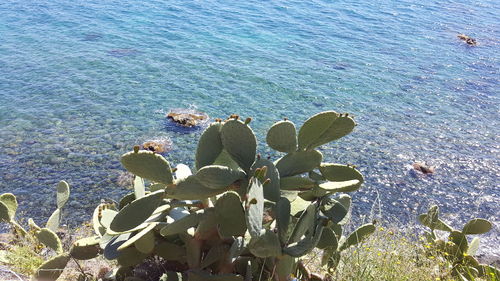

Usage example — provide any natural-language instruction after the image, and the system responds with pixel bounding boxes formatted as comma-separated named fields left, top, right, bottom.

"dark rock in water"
left=107, top=48, right=140, bottom=57
left=457, top=34, right=477, bottom=46
left=142, top=138, right=173, bottom=153
left=82, top=33, right=103, bottom=41
left=166, top=109, right=208, bottom=127
left=413, top=162, right=435, bottom=174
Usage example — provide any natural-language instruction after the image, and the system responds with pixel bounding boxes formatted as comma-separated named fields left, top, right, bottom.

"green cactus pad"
left=317, top=226, right=338, bottom=249
left=276, top=197, right=291, bottom=243
left=250, top=159, right=281, bottom=202
left=133, top=176, right=145, bottom=199
left=0, top=202, right=11, bottom=222
left=117, top=222, right=158, bottom=252
left=188, top=270, right=244, bottom=281
left=117, top=247, right=148, bottom=267
left=467, top=237, right=480, bottom=255
left=155, top=241, right=187, bottom=261
left=339, top=223, right=375, bottom=250
left=35, top=253, right=70, bottom=280
left=28, top=218, right=41, bottom=232
left=196, top=122, right=224, bottom=170
left=290, top=196, right=310, bottom=216
left=0, top=193, right=17, bottom=220
left=220, top=119, right=257, bottom=172
left=46, top=208, right=61, bottom=232
left=266, top=120, right=298, bottom=153
left=228, top=237, right=245, bottom=263
left=275, top=150, right=323, bottom=177
left=70, top=236, right=101, bottom=260
left=195, top=208, right=218, bottom=240
left=284, top=223, right=324, bottom=257
left=297, top=111, right=356, bottom=150
left=317, top=180, right=360, bottom=193
left=215, top=192, right=246, bottom=237
left=100, top=209, right=118, bottom=230
left=160, top=212, right=202, bottom=236
left=319, top=163, right=364, bottom=190
left=280, top=176, right=316, bottom=191
left=248, top=229, right=282, bottom=258
left=110, top=190, right=164, bottom=233
left=321, top=194, right=351, bottom=225
left=290, top=203, right=317, bottom=243
left=175, top=163, right=192, bottom=180
left=119, top=192, right=136, bottom=210
left=245, top=178, right=265, bottom=238
left=196, top=165, right=246, bottom=189
left=166, top=175, right=226, bottom=200
left=35, top=228, right=63, bottom=253
left=275, top=255, right=295, bottom=280
left=56, top=180, right=70, bottom=209
left=449, top=231, right=468, bottom=253
left=121, top=150, right=173, bottom=185
left=200, top=243, right=230, bottom=269
left=418, top=214, right=453, bottom=232
left=462, top=218, right=492, bottom=235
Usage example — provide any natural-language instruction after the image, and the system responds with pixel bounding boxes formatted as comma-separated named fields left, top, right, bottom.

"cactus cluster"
left=71, top=110, right=374, bottom=281
left=1, top=181, right=101, bottom=280
left=419, top=205, right=499, bottom=280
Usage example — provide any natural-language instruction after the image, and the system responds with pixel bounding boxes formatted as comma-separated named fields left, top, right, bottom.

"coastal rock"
left=166, top=109, right=208, bottom=127
left=457, top=34, right=477, bottom=46
left=412, top=162, right=435, bottom=174
left=142, top=137, right=173, bottom=153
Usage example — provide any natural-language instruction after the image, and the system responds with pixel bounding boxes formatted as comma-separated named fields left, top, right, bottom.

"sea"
left=0, top=0, right=498, bottom=259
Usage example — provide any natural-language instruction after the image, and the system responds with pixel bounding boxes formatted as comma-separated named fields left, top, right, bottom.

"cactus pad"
left=35, top=253, right=70, bottom=281
left=196, top=122, right=224, bottom=170
left=196, top=165, right=245, bottom=189
left=220, top=119, right=257, bottom=172
left=275, top=150, right=323, bottom=177
left=248, top=229, right=282, bottom=257
left=0, top=193, right=17, bottom=220
left=35, top=228, right=63, bottom=253
left=339, top=223, right=375, bottom=250
left=166, top=175, right=227, bottom=200
left=70, top=236, right=101, bottom=260
left=297, top=111, right=355, bottom=150
left=110, top=190, right=164, bottom=233
left=462, top=218, right=492, bottom=235
left=250, top=159, right=281, bottom=202
left=56, top=180, right=70, bottom=209
left=266, top=120, right=298, bottom=153
left=215, top=192, right=246, bottom=237
left=319, top=163, right=364, bottom=190
left=245, top=178, right=265, bottom=238
left=121, top=150, right=173, bottom=185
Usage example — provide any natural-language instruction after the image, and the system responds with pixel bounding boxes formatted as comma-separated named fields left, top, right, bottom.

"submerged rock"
left=457, top=34, right=477, bottom=46
left=142, top=137, right=173, bottom=153
left=412, top=162, right=435, bottom=174
left=166, top=109, right=208, bottom=127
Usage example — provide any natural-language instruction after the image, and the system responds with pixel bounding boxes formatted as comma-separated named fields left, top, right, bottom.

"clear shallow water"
left=0, top=0, right=499, bottom=257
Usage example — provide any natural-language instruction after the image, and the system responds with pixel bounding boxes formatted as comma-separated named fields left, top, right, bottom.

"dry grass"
left=304, top=225, right=495, bottom=281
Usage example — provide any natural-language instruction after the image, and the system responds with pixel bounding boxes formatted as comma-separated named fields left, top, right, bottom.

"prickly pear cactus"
left=69, top=111, right=371, bottom=281
left=418, top=205, right=498, bottom=280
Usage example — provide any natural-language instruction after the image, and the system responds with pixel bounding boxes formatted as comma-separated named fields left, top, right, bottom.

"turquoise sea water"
left=0, top=0, right=498, bottom=256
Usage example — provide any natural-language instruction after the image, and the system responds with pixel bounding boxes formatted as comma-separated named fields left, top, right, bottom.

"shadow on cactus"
left=419, top=205, right=499, bottom=281
left=78, top=111, right=375, bottom=281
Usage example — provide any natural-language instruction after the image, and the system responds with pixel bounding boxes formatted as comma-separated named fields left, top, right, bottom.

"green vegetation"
left=0, top=111, right=498, bottom=281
